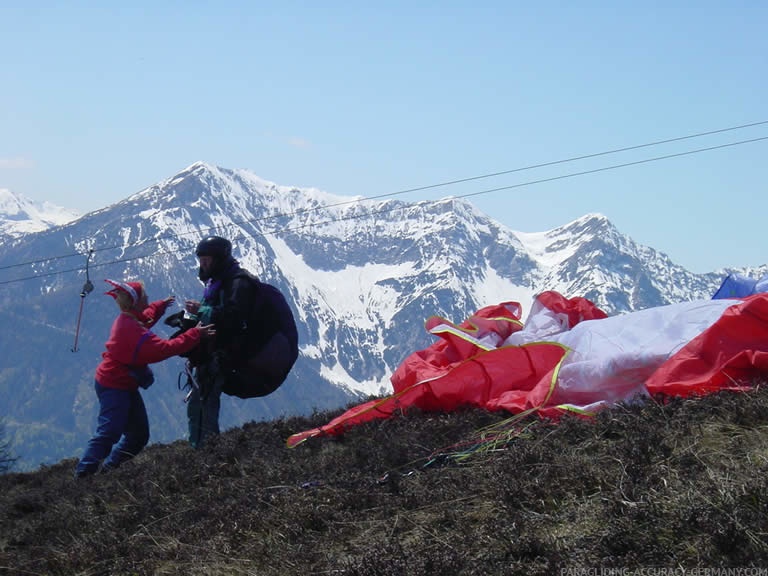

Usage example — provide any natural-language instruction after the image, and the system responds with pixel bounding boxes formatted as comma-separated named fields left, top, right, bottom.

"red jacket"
left=95, top=300, right=201, bottom=390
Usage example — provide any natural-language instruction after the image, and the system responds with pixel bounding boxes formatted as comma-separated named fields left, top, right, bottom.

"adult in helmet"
left=183, top=236, right=257, bottom=448
left=183, top=236, right=299, bottom=448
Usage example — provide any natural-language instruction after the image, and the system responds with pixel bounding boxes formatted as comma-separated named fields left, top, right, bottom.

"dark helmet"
left=196, top=236, right=234, bottom=281
left=196, top=236, right=232, bottom=259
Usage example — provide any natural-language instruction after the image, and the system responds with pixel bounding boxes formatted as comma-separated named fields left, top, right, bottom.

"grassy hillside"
left=2, top=385, right=767, bottom=575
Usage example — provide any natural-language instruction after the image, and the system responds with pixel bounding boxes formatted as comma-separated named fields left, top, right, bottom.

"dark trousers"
left=186, top=364, right=224, bottom=449
left=76, top=382, right=149, bottom=477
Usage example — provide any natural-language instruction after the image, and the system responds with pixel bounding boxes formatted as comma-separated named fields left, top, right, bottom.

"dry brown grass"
left=2, top=384, right=768, bottom=575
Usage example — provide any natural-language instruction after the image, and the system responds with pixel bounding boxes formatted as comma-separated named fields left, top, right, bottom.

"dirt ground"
left=1, top=384, right=767, bottom=575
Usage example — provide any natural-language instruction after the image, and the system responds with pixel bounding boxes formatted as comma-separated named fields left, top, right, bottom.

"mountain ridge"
left=1, top=161, right=766, bottom=471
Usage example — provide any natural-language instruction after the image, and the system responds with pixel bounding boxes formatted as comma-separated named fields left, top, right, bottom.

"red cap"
left=104, top=279, right=144, bottom=306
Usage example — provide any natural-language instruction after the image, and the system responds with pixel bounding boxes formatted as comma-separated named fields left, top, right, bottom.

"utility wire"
left=2, top=133, right=766, bottom=288
left=457, top=134, right=768, bottom=200
left=351, top=119, right=768, bottom=198
left=1, top=119, right=766, bottom=274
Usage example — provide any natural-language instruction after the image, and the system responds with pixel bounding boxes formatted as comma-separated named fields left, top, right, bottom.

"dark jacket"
left=201, top=265, right=299, bottom=396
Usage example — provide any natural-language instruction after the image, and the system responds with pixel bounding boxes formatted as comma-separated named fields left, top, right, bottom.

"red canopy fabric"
left=287, top=291, right=768, bottom=448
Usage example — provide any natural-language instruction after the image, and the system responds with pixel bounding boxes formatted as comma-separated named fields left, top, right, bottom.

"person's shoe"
left=74, top=468, right=93, bottom=480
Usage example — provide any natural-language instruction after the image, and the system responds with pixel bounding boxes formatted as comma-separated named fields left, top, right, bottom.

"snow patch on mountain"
left=320, top=360, right=389, bottom=397
left=472, top=265, right=535, bottom=312
left=268, top=235, right=412, bottom=330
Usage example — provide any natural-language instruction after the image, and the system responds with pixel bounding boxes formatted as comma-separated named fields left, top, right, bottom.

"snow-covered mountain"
left=0, top=188, right=80, bottom=237
left=1, top=161, right=765, bottom=471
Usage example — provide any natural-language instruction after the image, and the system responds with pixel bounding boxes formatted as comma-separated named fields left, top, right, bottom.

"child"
left=75, top=279, right=215, bottom=478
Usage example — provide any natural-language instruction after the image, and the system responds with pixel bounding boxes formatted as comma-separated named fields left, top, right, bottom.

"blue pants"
left=76, top=381, right=150, bottom=477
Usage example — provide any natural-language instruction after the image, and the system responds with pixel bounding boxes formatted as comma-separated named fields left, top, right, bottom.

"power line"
left=357, top=119, right=768, bottom=198
left=2, top=119, right=766, bottom=274
left=456, top=134, right=768, bottom=200
left=2, top=133, right=766, bottom=288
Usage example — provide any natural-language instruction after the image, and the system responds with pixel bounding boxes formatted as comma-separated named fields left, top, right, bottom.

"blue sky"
left=1, top=1, right=766, bottom=273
